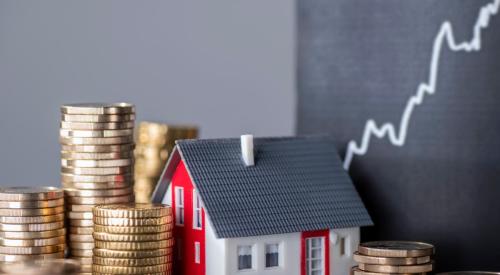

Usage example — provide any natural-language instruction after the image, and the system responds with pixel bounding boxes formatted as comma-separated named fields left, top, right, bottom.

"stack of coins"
left=0, top=187, right=65, bottom=263
left=60, top=103, right=136, bottom=272
left=134, top=122, right=198, bottom=203
left=352, top=241, right=435, bottom=275
left=92, top=204, right=174, bottom=275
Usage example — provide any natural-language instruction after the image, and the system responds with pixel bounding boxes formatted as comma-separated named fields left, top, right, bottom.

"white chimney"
left=240, top=134, right=254, bottom=166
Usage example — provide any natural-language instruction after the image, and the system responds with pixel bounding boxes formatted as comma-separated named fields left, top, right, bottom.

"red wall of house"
left=171, top=160, right=206, bottom=275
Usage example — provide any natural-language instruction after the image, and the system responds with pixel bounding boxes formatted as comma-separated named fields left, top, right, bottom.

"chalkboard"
left=298, top=0, right=500, bottom=271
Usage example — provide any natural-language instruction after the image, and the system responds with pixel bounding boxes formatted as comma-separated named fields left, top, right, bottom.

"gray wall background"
left=0, top=0, right=295, bottom=187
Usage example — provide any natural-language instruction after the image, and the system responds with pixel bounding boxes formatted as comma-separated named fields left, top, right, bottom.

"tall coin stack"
left=352, top=241, right=435, bottom=275
left=135, top=122, right=198, bottom=203
left=60, top=103, right=136, bottom=273
left=0, top=187, right=66, bottom=263
left=92, top=204, right=174, bottom=275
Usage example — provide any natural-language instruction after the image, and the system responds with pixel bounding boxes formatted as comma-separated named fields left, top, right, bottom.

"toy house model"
left=153, top=135, right=372, bottom=275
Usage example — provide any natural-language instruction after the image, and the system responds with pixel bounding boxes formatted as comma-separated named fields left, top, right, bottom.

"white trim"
left=195, top=242, right=201, bottom=264
left=174, top=187, right=184, bottom=226
left=193, top=190, right=202, bottom=230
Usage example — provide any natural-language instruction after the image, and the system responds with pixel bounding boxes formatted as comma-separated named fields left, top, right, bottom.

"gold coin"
left=69, top=226, right=93, bottom=235
left=92, top=255, right=170, bottom=267
left=92, top=263, right=171, bottom=274
left=0, top=228, right=65, bottom=240
left=0, top=251, right=64, bottom=262
left=68, top=211, right=93, bottom=219
left=0, top=206, right=64, bottom=217
left=93, top=231, right=173, bottom=242
left=94, top=239, right=173, bottom=250
left=353, top=252, right=431, bottom=265
left=61, top=143, right=134, bottom=153
left=61, top=166, right=133, bottom=176
left=69, top=234, right=94, bottom=242
left=60, top=128, right=133, bottom=138
left=62, top=158, right=133, bottom=168
left=93, top=203, right=171, bottom=218
left=61, top=150, right=132, bottom=160
left=0, top=213, right=64, bottom=224
left=60, top=121, right=134, bottom=130
left=0, top=221, right=64, bottom=232
left=93, top=216, right=171, bottom=226
left=66, top=194, right=133, bottom=205
left=72, top=256, right=92, bottom=265
left=93, top=223, right=173, bottom=234
left=92, top=247, right=172, bottom=258
left=61, top=172, right=133, bottom=183
left=358, top=262, right=434, bottom=273
left=61, top=103, right=135, bottom=115
left=0, top=187, right=63, bottom=201
left=359, top=241, right=435, bottom=258
left=0, top=235, right=65, bottom=247
left=61, top=114, right=135, bottom=123
left=352, top=267, right=427, bottom=275
left=66, top=204, right=94, bottom=212
left=0, top=244, right=65, bottom=255
left=69, top=248, right=93, bottom=257
left=59, top=136, right=134, bottom=146
left=62, top=181, right=132, bottom=190
left=65, top=186, right=133, bottom=197
left=0, top=198, right=64, bottom=209
left=69, top=242, right=94, bottom=250
left=69, top=219, right=94, bottom=227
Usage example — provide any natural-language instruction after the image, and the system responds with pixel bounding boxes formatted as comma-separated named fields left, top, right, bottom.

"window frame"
left=237, top=245, right=254, bottom=271
left=174, top=187, right=185, bottom=226
left=265, top=243, right=281, bottom=269
left=305, top=237, right=325, bottom=275
left=193, top=190, right=203, bottom=230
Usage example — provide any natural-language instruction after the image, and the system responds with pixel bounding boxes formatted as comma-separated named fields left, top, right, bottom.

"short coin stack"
left=352, top=241, right=435, bottom=275
left=134, top=122, right=198, bottom=203
left=60, top=103, right=136, bottom=272
left=92, top=203, right=174, bottom=275
left=0, top=187, right=65, bottom=263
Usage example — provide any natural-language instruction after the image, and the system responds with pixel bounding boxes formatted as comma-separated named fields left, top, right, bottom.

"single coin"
left=61, top=173, right=132, bottom=183
left=69, top=219, right=94, bottom=227
left=0, top=244, right=65, bottom=255
left=61, top=143, right=134, bottom=153
left=0, top=206, right=64, bottom=217
left=359, top=241, right=435, bottom=257
left=67, top=194, right=134, bottom=205
left=69, top=248, right=93, bottom=257
left=0, top=198, right=64, bottom=209
left=93, top=231, right=173, bottom=242
left=92, top=255, right=170, bottom=267
left=59, top=136, right=134, bottom=146
left=65, top=186, right=133, bottom=197
left=62, top=181, right=132, bottom=190
left=69, top=226, right=94, bottom=235
left=352, top=267, right=427, bottom=275
left=0, top=235, right=65, bottom=247
left=0, top=187, right=63, bottom=201
left=79, top=263, right=92, bottom=273
left=93, top=247, right=172, bottom=258
left=0, top=251, right=64, bottom=262
left=92, top=263, right=170, bottom=274
left=72, top=256, right=92, bottom=265
left=0, top=259, right=81, bottom=274
left=62, top=158, right=133, bottom=168
left=61, top=114, right=135, bottom=123
left=93, top=223, right=173, bottom=234
left=93, top=216, right=170, bottom=226
left=61, top=103, right=135, bottom=115
left=94, top=239, right=173, bottom=250
left=69, top=234, right=94, bottom=242
left=0, top=228, right=65, bottom=240
left=353, top=252, right=431, bottom=265
left=61, top=150, right=132, bottom=160
left=93, top=203, right=171, bottom=218
left=66, top=204, right=94, bottom=212
left=358, top=262, right=433, bottom=273
left=69, top=242, right=94, bottom=250
left=61, top=166, right=132, bottom=175
left=0, top=213, right=64, bottom=224
left=60, top=121, right=135, bottom=130
left=68, top=211, right=93, bottom=219
left=0, top=221, right=64, bottom=232
left=60, top=128, right=133, bottom=138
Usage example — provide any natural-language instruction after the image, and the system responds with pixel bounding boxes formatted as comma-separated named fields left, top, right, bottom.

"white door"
left=305, top=237, right=325, bottom=275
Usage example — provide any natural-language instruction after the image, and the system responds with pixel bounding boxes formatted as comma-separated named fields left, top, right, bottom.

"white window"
left=265, top=244, right=280, bottom=268
left=237, top=245, right=253, bottom=270
left=193, top=190, right=202, bottom=229
left=194, top=242, right=201, bottom=264
left=339, top=237, right=346, bottom=256
left=175, top=187, right=184, bottom=225
left=306, top=237, right=325, bottom=275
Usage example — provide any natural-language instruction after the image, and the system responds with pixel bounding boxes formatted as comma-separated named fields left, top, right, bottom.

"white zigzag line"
left=343, top=0, right=500, bottom=170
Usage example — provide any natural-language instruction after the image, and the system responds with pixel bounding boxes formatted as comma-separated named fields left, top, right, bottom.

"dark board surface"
left=298, top=0, right=500, bottom=271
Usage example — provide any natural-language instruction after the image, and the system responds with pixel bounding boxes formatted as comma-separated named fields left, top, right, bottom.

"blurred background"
left=0, top=0, right=295, bottom=187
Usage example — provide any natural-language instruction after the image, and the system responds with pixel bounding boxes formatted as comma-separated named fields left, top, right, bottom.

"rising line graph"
left=343, top=0, right=500, bottom=170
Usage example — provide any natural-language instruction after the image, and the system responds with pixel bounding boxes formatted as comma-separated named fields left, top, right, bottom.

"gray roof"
left=153, top=136, right=372, bottom=239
